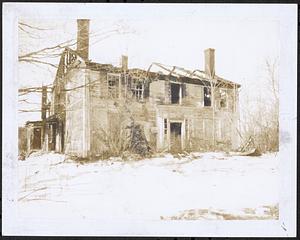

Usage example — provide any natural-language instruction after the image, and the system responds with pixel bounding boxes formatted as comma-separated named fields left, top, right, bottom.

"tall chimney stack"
left=121, top=55, right=128, bottom=71
left=77, top=19, right=90, bottom=61
left=204, top=48, right=215, bottom=78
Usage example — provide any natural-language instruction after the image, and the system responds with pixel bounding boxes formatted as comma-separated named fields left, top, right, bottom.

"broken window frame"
left=132, top=82, right=144, bottom=101
left=129, top=76, right=145, bottom=101
left=107, top=73, right=121, bottom=98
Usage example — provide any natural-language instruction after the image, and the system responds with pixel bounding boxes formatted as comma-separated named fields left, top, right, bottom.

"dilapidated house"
left=25, top=19, right=241, bottom=157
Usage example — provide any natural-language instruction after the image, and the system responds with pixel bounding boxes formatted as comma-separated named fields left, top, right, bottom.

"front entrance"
left=170, top=122, right=182, bottom=152
left=32, top=127, right=42, bottom=149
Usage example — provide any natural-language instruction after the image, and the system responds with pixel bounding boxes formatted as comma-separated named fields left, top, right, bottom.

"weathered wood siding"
left=64, top=68, right=89, bottom=157
left=64, top=67, right=240, bottom=156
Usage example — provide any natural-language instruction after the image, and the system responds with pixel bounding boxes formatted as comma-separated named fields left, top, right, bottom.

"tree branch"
left=18, top=58, right=58, bottom=68
left=19, top=22, right=52, bottom=31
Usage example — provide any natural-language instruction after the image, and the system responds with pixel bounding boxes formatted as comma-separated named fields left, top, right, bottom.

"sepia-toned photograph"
left=2, top=3, right=297, bottom=237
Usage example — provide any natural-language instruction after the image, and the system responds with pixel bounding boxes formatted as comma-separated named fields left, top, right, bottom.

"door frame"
left=32, top=127, right=42, bottom=150
left=168, top=119, right=185, bottom=151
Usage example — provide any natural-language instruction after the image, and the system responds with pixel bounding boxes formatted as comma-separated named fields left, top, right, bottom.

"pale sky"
left=18, top=4, right=281, bottom=126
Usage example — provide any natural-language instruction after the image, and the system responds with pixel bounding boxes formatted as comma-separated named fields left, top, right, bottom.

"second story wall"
left=148, top=78, right=238, bottom=112
left=149, top=80, right=168, bottom=104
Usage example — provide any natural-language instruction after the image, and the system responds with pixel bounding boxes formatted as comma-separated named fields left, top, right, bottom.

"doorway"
left=32, top=127, right=42, bottom=149
left=170, top=122, right=182, bottom=152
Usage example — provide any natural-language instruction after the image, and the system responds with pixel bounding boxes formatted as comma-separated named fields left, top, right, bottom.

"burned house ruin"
left=24, top=19, right=241, bottom=157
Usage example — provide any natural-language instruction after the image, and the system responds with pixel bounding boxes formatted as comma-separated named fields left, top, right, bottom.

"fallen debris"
left=231, top=136, right=262, bottom=156
left=229, top=148, right=261, bottom=157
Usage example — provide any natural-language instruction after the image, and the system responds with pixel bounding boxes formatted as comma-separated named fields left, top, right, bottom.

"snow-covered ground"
left=17, top=151, right=279, bottom=221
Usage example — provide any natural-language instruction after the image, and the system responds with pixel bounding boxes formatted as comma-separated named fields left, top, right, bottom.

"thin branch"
left=18, top=25, right=42, bottom=40
left=18, top=109, right=42, bottom=113
left=19, top=22, right=52, bottom=31
left=19, top=39, right=75, bottom=60
left=18, top=99, right=40, bottom=105
left=19, top=27, right=134, bottom=61
left=18, top=58, right=58, bottom=68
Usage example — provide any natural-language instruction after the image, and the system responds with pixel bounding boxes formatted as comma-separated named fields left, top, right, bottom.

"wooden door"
left=32, top=127, right=42, bottom=149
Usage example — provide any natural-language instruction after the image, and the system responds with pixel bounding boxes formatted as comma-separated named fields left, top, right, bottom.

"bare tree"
left=18, top=20, right=134, bottom=69
left=240, top=58, right=279, bottom=152
left=18, top=20, right=135, bottom=114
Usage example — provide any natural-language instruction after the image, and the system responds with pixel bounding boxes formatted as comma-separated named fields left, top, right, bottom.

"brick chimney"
left=77, top=19, right=90, bottom=61
left=121, top=55, right=128, bottom=71
left=204, top=48, right=215, bottom=78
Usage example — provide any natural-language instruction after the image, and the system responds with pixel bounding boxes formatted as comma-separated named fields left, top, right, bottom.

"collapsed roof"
left=54, top=47, right=241, bottom=90
left=86, top=60, right=241, bottom=89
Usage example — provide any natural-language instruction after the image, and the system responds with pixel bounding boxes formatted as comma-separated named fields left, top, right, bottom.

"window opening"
left=130, top=77, right=144, bottom=101
left=132, top=82, right=144, bottom=100
left=171, top=83, right=181, bottom=104
left=204, top=87, right=211, bottom=106
left=107, top=73, right=120, bottom=98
